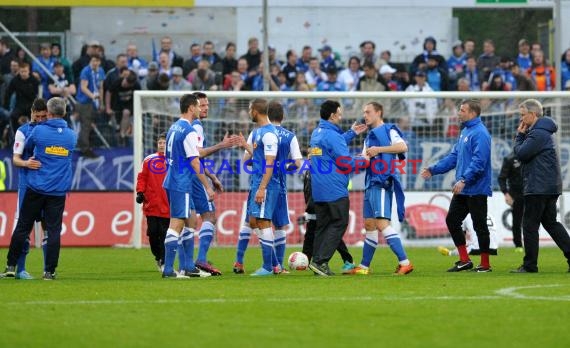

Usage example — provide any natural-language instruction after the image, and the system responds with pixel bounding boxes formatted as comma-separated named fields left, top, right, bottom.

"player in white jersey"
left=438, top=214, right=499, bottom=256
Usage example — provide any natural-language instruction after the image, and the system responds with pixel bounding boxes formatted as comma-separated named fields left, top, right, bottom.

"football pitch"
left=1, top=246, right=569, bottom=348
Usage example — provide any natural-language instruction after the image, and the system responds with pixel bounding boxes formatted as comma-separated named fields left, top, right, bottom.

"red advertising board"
left=1, top=192, right=365, bottom=247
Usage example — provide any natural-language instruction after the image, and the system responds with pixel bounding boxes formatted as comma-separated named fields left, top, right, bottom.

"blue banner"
left=0, top=148, right=134, bottom=191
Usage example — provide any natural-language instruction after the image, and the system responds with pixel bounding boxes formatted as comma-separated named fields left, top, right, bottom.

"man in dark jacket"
left=2, top=97, right=77, bottom=280
left=511, top=99, right=570, bottom=273
left=498, top=152, right=524, bottom=250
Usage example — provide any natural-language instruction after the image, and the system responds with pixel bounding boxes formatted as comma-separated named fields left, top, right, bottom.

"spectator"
left=359, top=40, right=384, bottom=69
left=240, top=37, right=262, bottom=70
left=404, top=71, right=437, bottom=126
left=292, top=71, right=309, bottom=91
left=461, top=55, right=480, bottom=91
left=317, top=66, right=346, bottom=92
left=169, top=66, right=192, bottom=91
left=485, top=74, right=511, bottom=92
left=305, top=57, right=327, bottom=91
left=159, top=36, right=183, bottom=68
left=3, top=62, right=39, bottom=133
left=379, top=64, right=400, bottom=91
left=267, top=45, right=283, bottom=68
left=561, top=49, right=570, bottom=91
left=530, top=42, right=542, bottom=57
left=157, top=51, right=172, bottom=77
left=380, top=50, right=392, bottom=65
left=141, top=61, right=159, bottom=90
left=281, top=49, right=299, bottom=87
left=356, top=61, right=389, bottom=92
left=221, top=42, right=238, bottom=77
left=487, top=57, right=516, bottom=90
left=318, top=45, right=337, bottom=72
left=202, top=41, right=221, bottom=71
left=51, top=43, right=72, bottom=84
left=426, top=55, right=449, bottom=91
left=31, top=43, right=56, bottom=99
left=477, top=39, right=500, bottom=83
left=527, top=50, right=555, bottom=91
left=75, top=55, right=105, bottom=158
left=48, top=61, right=76, bottom=123
left=464, top=39, right=476, bottom=57
left=103, top=54, right=128, bottom=101
left=188, top=60, right=217, bottom=91
left=0, top=38, right=15, bottom=75
left=96, top=44, right=116, bottom=73
left=126, top=43, right=149, bottom=79
left=296, top=45, right=312, bottom=73
left=447, top=40, right=466, bottom=91
left=0, top=59, right=19, bottom=107
left=107, top=69, right=140, bottom=146
left=411, top=36, right=447, bottom=76
left=338, top=56, right=363, bottom=92
left=510, top=62, right=536, bottom=91
left=183, top=43, right=202, bottom=77
left=147, top=72, right=170, bottom=91
left=516, top=39, right=532, bottom=71
left=72, top=40, right=100, bottom=84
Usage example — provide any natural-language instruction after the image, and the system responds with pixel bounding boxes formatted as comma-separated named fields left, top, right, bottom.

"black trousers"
left=522, top=195, right=570, bottom=272
left=7, top=189, right=66, bottom=273
left=302, top=218, right=353, bottom=264
left=511, top=194, right=524, bottom=248
left=445, top=194, right=490, bottom=254
left=146, top=216, right=169, bottom=264
left=313, top=197, right=350, bottom=265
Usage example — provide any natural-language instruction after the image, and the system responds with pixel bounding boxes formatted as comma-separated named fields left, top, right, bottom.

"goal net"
left=133, top=91, right=570, bottom=248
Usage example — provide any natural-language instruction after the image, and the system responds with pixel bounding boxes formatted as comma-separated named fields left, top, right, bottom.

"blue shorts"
left=272, top=191, right=290, bottom=227
left=247, top=187, right=279, bottom=220
left=363, top=185, right=392, bottom=220
left=166, top=189, right=195, bottom=219
left=191, top=177, right=216, bottom=215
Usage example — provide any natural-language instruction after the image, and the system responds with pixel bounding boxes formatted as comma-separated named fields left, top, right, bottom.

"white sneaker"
left=183, top=268, right=212, bottom=278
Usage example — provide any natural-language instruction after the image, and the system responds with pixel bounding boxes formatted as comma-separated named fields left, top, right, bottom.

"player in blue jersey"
left=162, top=94, right=214, bottom=279
left=6, top=99, right=48, bottom=280
left=232, top=101, right=303, bottom=274
left=243, top=98, right=281, bottom=276
left=348, top=102, right=414, bottom=275
left=189, top=92, right=241, bottom=276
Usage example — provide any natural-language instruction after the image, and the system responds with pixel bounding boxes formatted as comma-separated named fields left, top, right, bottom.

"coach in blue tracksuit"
left=4, top=97, right=77, bottom=280
left=421, top=99, right=493, bottom=273
left=308, top=100, right=365, bottom=276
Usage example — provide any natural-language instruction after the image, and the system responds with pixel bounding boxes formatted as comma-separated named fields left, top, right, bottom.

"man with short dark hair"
left=76, top=55, right=105, bottom=158
left=308, top=100, right=365, bottom=276
left=421, top=99, right=493, bottom=272
left=2, top=97, right=77, bottom=280
left=511, top=99, right=570, bottom=273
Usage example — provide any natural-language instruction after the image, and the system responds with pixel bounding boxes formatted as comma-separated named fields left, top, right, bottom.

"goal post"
left=132, top=90, right=570, bottom=248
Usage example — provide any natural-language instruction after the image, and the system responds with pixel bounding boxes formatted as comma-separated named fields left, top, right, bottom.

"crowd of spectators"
left=1, top=35, right=570, bottom=153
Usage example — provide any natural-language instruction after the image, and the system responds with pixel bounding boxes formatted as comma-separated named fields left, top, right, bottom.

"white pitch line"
left=1, top=285, right=569, bottom=306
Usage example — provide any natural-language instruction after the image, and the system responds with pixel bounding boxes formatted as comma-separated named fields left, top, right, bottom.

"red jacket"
left=136, top=152, right=170, bottom=218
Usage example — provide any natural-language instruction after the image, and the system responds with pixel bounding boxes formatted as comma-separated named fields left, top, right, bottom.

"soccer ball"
left=287, top=252, right=309, bottom=271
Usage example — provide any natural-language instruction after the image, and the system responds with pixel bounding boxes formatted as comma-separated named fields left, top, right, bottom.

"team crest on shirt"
left=253, top=143, right=258, bottom=149
left=463, top=136, right=468, bottom=143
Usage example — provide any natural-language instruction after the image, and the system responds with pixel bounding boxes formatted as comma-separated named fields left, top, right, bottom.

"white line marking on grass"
left=495, top=284, right=570, bottom=301
left=3, top=285, right=569, bottom=306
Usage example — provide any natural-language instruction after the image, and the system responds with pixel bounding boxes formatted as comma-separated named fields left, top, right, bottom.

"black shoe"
left=182, top=268, right=211, bottom=278
left=1, top=266, right=16, bottom=278
left=510, top=265, right=537, bottom=273
left=308, top=261, right=334, bottom=276
left=472, top=265, right=492, bottom=273
left=447, top=260, right=474, bottom=272
left=43, top=272, right=56, bottom=280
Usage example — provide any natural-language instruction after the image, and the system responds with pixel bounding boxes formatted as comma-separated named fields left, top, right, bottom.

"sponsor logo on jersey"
left=45, top=146, right=69, bottom=156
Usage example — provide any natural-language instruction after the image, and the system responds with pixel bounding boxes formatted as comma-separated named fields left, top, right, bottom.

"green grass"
left=1, top=246, right=569, bottom=348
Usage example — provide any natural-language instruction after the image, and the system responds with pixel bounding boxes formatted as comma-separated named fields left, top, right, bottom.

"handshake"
left=136, top=192, right=145, bottom=204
